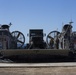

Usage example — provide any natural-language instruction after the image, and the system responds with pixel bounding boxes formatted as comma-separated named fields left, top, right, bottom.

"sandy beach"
left=0, top=67, right=76, bottom=75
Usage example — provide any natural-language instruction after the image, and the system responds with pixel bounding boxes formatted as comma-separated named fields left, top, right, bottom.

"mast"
left=69, top=19, right=73, bottom=25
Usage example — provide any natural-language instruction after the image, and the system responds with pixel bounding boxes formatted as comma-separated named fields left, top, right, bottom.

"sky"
left=0, top=0, right=76, bottom=43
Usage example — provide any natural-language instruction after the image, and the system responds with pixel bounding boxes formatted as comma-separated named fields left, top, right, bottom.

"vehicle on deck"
left=25, top=29, right=46, bottom=49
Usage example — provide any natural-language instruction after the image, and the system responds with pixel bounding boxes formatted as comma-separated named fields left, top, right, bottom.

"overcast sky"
left=0, top=0, right=76, bottom=43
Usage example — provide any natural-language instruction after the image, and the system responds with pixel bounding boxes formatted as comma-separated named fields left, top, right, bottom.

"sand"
left=0, top=67, right=76, bottom=75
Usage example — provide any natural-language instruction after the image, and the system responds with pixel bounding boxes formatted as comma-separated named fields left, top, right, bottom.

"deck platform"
left=0, top=49, right=72, bottom=58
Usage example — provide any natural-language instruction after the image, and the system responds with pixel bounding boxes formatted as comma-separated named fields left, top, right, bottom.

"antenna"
left=62, top=22, right=64, bottom=25
left=62, top=22, right=64, bottom=31
left=69, top=19, right=73, bottom=25
left=9, top=22, right=12, bottom=27
left=56, top=28, right=58, bottom=31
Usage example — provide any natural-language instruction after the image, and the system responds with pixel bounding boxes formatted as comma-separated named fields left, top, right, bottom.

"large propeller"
left=46, top=31, right=60, bottom=48
left=11, top=31, right=25, bottom=48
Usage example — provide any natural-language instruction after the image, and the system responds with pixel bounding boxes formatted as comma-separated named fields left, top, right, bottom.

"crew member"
left=50, top=38, right=54, bottom=49
left=56, top=37, right=59, bottom=49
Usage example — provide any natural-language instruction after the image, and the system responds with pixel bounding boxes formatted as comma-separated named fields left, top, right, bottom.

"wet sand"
left=0, top=67, right=76, bottom=75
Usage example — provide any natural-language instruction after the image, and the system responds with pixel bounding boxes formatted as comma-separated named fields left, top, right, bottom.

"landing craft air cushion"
left=0, top=22, right=76, bottom=59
